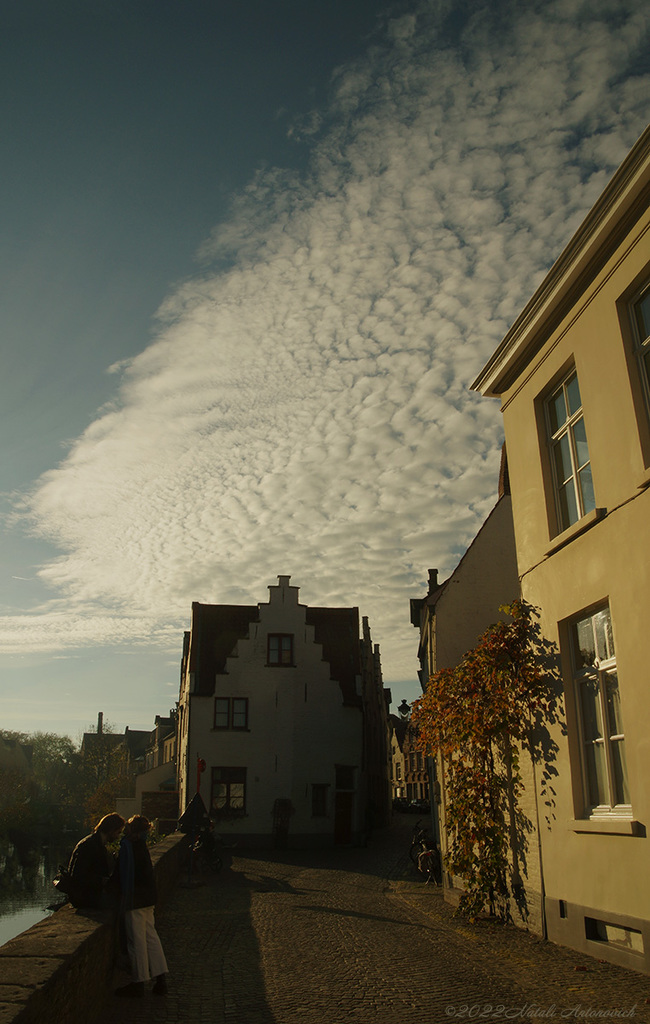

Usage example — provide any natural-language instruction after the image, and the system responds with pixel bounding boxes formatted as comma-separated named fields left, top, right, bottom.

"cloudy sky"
left=1, top=0, right=648, bottom=738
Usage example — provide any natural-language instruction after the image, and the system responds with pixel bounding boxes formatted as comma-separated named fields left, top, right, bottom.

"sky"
left=1, top=0, right=648, bottom=739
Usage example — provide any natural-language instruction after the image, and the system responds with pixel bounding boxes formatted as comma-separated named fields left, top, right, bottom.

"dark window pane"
left=635, top=291, right=650, bottom=341
left=578, top=464, right=595, bottom=515
left=280, top=636, right=292, bottom=664
left=215, top=698, right=230, bottom=729
left=269, top=634, right=293, bottom=665
left=580, top=677, right=603, bottom=742
left=610, top=738, right=630, bottom=805
left=566, top=373, right=582, bottom=416
left=605, top=671, right=624, bottom=737
left=594, top=608, right=614, bottom=662
left=232, top=699, right=248, bottom=729
left=230, top=784, right=245, bottom=809
left=548, top=387, right=567, bottom=433
left=212, top=784, right=227, bottom=810
left=554, top=433, right=573, bottom=484
left=572, top=416, right=590, bottom=469
left=584, top=740, right=607, bottom=807
left=573, top=617, right=596, bottom=668
left=558, top=480, right=578, bottom=528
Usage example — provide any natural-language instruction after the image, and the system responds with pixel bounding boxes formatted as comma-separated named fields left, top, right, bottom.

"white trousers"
left=124, top=906, right=168, bottom=983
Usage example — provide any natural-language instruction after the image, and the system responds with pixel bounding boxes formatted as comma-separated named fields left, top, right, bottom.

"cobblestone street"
left=98, top=815, right=650, bottom=1023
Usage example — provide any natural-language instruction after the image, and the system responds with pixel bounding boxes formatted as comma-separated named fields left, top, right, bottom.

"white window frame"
left=570, top=605, right=630, bottom=817
left=630, top=279, right=650, bottom=419
left=545, top=369, right=595, bottom=532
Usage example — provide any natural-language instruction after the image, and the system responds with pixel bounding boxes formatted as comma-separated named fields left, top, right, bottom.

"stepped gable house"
left=177, top=575, right=391, bottom=847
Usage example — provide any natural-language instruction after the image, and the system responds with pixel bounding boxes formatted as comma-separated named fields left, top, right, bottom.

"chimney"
left=427, top=569, right=438, bottom=594
left=97, top=712, right=103, bottom=735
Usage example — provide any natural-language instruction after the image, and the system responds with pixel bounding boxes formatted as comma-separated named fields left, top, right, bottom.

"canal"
left=0, top=836, right=71, bottom=947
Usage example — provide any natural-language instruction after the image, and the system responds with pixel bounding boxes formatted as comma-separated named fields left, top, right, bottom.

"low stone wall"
left=0, top=831, right=189, bottom=1024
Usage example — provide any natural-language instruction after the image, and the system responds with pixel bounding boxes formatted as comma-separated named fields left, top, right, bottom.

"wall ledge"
left=0, top=831, right=188, bottom=1024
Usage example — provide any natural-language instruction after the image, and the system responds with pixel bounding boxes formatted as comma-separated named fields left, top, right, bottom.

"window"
left=571, top=605, right=629, bottom=813
left=631, top=280, right=650, bottom=417
left=214, top=697, right=249, bottom=730
left=211, top=766, right=246, bottom=818
left=311, top=784, right=329, bottom=817
left=267, top=634, right=293, bottom=666
left=545, top=370, right=595, bottom=531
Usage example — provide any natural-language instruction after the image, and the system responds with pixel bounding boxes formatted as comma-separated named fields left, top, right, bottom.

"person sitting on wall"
left=66, top=812, right=125, bottom=909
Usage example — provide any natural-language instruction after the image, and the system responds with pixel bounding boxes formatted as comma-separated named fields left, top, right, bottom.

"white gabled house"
left=177, top=575, right=390, bottom=847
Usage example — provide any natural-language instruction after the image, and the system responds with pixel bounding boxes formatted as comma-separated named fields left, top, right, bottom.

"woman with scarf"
left=115, top=815, right=169, bottom=997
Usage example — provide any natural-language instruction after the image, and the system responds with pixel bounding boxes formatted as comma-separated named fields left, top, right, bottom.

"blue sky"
left=1, top=0, right=648, bottom=738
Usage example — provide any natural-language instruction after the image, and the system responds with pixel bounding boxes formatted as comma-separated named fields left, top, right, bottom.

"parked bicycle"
left=192, top=825, right=223, bottom=873
left=409, top=820, right=441, bottom=885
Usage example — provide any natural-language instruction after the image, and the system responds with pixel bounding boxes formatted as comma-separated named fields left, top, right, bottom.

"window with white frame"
left=631, top=280, right=650, bottom=417
left=211, top=766, right=246, bottom=818
left=545, top=370, right=595, bottom=532
left=214, top=697, right=249, bottom=730
left=570, top=605, right=630, bottom=814
left=267, top=634, right=293, bottom=666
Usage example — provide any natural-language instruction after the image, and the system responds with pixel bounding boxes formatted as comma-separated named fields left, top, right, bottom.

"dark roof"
left=190, top=603, right=260, bottom=695
left=388, top=714, right=408, bottom=747
left=123, top=729, right=151, bottom=759
left=81, top=732, right=124, bottom=756
left=305, top=606, right=362, bottom=708
left=187, top=600, right=362, bottom=706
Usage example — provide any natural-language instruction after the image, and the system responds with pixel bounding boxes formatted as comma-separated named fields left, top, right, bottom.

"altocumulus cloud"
left=5, top=0, right=649, bottom=682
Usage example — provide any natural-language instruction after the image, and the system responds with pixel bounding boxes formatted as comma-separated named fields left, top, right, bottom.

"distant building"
left=472, top=125, right=650, bottom=972
left=80, top=713, right=150, bottom=787
left=389, top=712, right=428, bottom=805
left=177, top=575, right=391, bottom=847
left=408, top=462, right=538, bottom=925
left=116, top=712, right=178, bottom=826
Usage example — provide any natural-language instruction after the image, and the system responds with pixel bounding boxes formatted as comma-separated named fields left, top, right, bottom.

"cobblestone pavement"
left=97, top=815, right=650, bottom=1023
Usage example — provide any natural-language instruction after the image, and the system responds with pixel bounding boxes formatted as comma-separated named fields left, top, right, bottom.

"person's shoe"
left=115, top=982, right=145, bottom=998
left=152, top=975, right=168, bottom=995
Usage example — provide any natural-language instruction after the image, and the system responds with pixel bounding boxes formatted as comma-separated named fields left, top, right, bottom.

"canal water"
left=0, top=837, right=72, bottom=947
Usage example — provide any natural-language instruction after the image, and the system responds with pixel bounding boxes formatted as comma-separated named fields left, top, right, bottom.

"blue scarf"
left=118, top=837, right=135, bottom=912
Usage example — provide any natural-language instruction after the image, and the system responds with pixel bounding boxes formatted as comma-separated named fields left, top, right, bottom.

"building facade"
left=177, top=575, right=390, bottom=847
left=409, top=472, right=544, bottom=929
left=472, top=126, right=650, bottom=972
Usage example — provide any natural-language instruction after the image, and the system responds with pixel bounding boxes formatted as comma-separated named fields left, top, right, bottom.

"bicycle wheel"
left=409, top=841, right=425, bottom=864
left=418, top=847, right=441, bottom=884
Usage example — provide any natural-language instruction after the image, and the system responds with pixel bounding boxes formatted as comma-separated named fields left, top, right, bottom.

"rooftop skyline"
left=1, top=0, right=648, bottom=737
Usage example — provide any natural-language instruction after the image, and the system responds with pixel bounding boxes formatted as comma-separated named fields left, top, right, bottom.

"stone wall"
left=0, top=831, right=188, bottom=1024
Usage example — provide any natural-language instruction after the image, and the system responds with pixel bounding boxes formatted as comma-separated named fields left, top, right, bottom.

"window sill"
left=637, top=470, right=650, bottom=490
left=569, top=817, right=644, bottom=836
left=546, top=507, right=606, bottom=555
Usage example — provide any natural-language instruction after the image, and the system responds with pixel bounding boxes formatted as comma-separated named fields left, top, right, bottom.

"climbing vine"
left=411, top=600, right=561, bottom=922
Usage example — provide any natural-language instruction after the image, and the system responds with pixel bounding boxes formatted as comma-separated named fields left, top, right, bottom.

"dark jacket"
left=118, top=834, right=157, bottom=911
left=67, top=831, right=115, bottom=909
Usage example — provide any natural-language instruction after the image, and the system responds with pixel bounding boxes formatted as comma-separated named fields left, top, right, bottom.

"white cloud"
left=2, top=0, right=649, bottom=683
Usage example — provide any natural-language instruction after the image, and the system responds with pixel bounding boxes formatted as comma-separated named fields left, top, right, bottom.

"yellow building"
left=473, top=125, right=650, bottom=973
